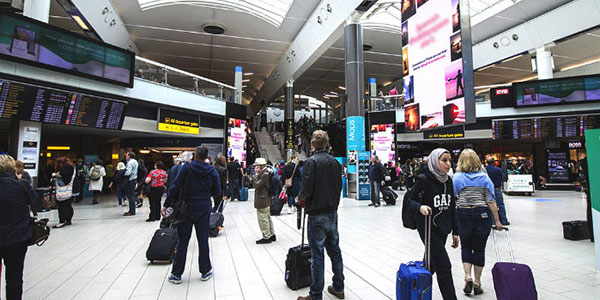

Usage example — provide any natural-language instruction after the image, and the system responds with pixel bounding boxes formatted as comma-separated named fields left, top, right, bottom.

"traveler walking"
left=281, top=156, right=301, bottom=214
left=53, top=157, right=76, bottom=228
left=0, top=155, right=33, bottom=300
left=453, top=149, right=503, bottom=295
left=88, top=160, right=106, bottom=205
left=407, top=148, right=459, bottom=300
left=163, top=146, right=220, bottom=284
left=73, top=159, right=87, bottom=203
left=368, top=156, right=385, bottom=207
left=213, top=155, right=228, bottom=213
left=252, top=158, right=275, bottom=244
left=297, top=130, right=344, bottom=300
left=108, top=162, right=128, bottom=206
left=136, top=159, right=148, bottom=208
left=145, top=161, right=167, bottom=222
left=485, top=157, right=510, bottom=225
left=123, top=152, right=139, bottom=216
left=227, top=158, right=242, bottom=201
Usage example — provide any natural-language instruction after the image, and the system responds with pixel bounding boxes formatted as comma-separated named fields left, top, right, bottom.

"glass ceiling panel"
left=138, top=0, right=295, bottom=28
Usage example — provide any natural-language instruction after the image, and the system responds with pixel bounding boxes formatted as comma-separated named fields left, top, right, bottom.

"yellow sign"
left=112, top=154, right=119, bottom=160
left=158, top=123, right=200, bottom=134
left=47, top=146, right=70, bottom=150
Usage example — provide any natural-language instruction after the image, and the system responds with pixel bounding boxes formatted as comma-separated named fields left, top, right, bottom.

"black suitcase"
left=382, top=186, right=397, bottom=205
left=146, top=227, right=178, bottom=263
left=285, top=209, right=311, bottom=290
left=270, top=197, right=284, bottom=216
left=562, top=220, right=590, bottom=240
left=209, top=199, right=227, bottom=237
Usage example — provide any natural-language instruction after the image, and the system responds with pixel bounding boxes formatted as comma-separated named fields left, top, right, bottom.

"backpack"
left=402, top=174, right=427, bottom=230
left=137, top=163, right=147, bottom=181
left=90, top=165, right=102, bottom=180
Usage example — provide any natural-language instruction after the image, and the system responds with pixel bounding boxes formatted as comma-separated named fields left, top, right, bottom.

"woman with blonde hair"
left=453, top=149, right=503, bottom=296
left=213, top=155, right=228, bottom=213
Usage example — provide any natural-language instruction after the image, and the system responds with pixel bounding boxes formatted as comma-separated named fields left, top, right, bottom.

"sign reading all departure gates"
left=401, top=0, right=474, bottom=131
left=158, top=108, right=199, bottom=135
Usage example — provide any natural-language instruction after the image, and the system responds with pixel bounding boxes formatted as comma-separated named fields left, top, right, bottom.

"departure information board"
left=493, top=114, right=600, bottom=140
left=0, top=79, right=127, bottom=129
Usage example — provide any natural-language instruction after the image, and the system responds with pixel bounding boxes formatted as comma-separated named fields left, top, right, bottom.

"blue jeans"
left=456, top=207, right=492, bottom=267
left=307, top=212, right=344, bottom=300
left=116, top=186, right=127, bottom=205
left=172, top=202, right=212, bottom=277
left=370, top=180, right=381, bottom=205
left=126, top=180, right=137, bottom=214
left=494, top=189, right=509, bottom=224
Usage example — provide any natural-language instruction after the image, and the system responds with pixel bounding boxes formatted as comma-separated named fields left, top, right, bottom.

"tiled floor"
left=7, top=189, right=599, bottom=299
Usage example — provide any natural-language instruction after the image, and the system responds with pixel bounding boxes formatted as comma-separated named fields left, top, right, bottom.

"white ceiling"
left=47, top=0, right=592, bottom=111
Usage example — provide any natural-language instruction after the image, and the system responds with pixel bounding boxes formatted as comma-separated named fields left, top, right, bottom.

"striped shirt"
left=456, top=186, right=494, bottom=208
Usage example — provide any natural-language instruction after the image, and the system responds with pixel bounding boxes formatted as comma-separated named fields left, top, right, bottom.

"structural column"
left=345, top=23, right=365, bottom=117
left=24, top=0, right=51, bottom=22
left=536, top=48, right=554, bottom=80
left=234, top=66, right=243, bottom=103
left=284, top=80, right=295, bottom=160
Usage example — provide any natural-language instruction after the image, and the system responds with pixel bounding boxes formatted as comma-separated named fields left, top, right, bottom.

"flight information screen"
left=0, top=79, right=127, bottom=129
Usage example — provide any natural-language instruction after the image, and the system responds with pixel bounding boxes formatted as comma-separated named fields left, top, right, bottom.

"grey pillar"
left=284, top=80, right=294, bottom=159
left=345, top=23, right=365, bottom=117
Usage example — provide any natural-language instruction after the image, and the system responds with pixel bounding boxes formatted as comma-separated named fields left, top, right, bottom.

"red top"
left=147, top=169, right=167, bottom=187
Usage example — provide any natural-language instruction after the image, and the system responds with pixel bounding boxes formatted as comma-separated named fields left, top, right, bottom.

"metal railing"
left=134, top=56, right=238, bottom=102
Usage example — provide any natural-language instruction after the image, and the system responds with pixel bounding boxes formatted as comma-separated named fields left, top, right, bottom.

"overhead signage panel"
left=158, top=108, right=200, bottom=135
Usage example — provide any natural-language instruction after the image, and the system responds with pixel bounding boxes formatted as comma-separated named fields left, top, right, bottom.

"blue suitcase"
left=240, top=187, right=248, bottom=201
left=396, top=215, right=432, bottom=300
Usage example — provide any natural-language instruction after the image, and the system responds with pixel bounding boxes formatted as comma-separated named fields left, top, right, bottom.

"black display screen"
left=514, top=75, right=600, bottom=107
left=0, top=79, right=127, bottom=129
left=494, top=115, right=600, bottom=140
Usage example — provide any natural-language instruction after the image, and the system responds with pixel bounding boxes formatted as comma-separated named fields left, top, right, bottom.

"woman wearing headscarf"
left=408, top=148, right=459, bottom=300
left=453, top=149, right=502, bottom=295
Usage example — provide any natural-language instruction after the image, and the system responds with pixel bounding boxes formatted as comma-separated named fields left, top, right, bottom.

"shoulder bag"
left=55, top=171, right=75, bottom=201
left=21, top=181, right=50, bottom=246
left=284, top=164, right=298, bottom=188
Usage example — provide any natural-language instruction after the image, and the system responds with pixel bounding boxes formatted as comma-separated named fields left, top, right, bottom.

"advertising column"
left=347, top=116, right=369, bottom=199
left=584, top=129, right=600, bottom=270
left=16, top=121, right=41, bottom=181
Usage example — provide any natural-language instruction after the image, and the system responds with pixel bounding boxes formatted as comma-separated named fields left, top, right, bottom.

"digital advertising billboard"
left=227, top=118, right=247, bottom=168
left=401, top=0, right=474, bottom=131
left=0, top=12, right=134, bottom=87
left=370, top=124, right=396, bottom=166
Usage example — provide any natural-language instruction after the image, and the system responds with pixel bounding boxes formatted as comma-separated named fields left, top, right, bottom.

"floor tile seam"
left=226, top=210, right=275, bottom=299
left=29, top=219, right=138, bottom=297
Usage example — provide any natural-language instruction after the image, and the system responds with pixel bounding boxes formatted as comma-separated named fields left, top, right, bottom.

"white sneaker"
left=287, top=206, right=293, bottom=214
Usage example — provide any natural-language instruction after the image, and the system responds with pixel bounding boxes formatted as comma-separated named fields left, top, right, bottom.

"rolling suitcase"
left=240, top=176, right=249, bottom=201
left=562, top=220, right=590, bottom=240
left=491, top=228, right=537, bottom=300
left=396, top=215, right=432, bottom=300
left=146, top=225, right=178, bottom=264
left=285, top=209, right=311, bottom=290
left=382, top=186, right=398, bottom=205
left=209, top=199, right=227, bottom=237
left=270, top=196, right=284, bottom=215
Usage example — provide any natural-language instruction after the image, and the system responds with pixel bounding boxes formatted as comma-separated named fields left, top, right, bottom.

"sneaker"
left=136, top=202, right=143, bottom=208
left=256, top=238, right=272, bottom=244
left=269, top=235, right=277, bottom=242
left=168, top=274, right=182, bottom=284
left=201, top=271, right=213, bottom=281
left=287, top=206, right=293, bottom=214
left=368, top=203, right=375, bottom=207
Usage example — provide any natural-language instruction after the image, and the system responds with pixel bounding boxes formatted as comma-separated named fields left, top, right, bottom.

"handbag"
left=55, top=171, right=75, bottom=201
left=284, top=163, right=298, bottom=188
left=21, top=181, right=50, bottom=246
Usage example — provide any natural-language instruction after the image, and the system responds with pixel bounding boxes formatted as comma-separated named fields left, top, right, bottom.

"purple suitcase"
left=491, top=228, right=538, bottom=300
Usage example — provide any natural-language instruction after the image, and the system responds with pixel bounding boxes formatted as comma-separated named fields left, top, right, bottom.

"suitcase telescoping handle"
left=492, top=227, right=515, bottom=263
left=424, top=214, right=431, bottom=271
left=300, top=208, right=307, bottom=246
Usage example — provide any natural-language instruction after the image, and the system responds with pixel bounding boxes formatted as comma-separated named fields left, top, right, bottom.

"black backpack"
left=402, top=174, right=427, bottom=230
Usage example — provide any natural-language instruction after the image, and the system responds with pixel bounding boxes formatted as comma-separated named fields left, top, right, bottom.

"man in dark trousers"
left=163, top=146, right=221, bottom=284
left=227, top=158, right=242, bottom=201
left=368, top=156, right=385, bottom=207
left=485, top=157, right=510, bottom=225
left=298, top=130, right=344, bottom=300
left=582, top=157, right=594, bottom=242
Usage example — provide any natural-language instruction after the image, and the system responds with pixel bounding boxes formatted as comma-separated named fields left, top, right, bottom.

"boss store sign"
left=490, top=87, right=515, bottom=108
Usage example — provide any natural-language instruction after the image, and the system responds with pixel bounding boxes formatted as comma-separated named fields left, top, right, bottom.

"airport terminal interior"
left=1, top=0, right=600, bottom=299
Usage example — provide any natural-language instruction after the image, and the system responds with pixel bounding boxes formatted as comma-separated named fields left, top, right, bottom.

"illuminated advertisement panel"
left=401, top=0, right=474, bottom=130
left=370, top=124, right=396, bottom=166
left=227, top=118, right=247, bottom=168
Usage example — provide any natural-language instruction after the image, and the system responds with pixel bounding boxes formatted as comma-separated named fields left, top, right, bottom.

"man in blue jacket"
left=163, top=146, right=221, bottom=284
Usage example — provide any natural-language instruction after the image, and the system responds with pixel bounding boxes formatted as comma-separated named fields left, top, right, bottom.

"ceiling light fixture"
left=71, top=15, right=89, bottom=31
left=338, top=86, right=346, bottom=90
left=242, top=85, right=247, bottom=88
left=329, top=91, right=338, bottom=95
left=560, top=57, right=600, bottom=72
left=242, top=79, right=250, bottom=82
left=243, top=72, right=254, bottom=76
